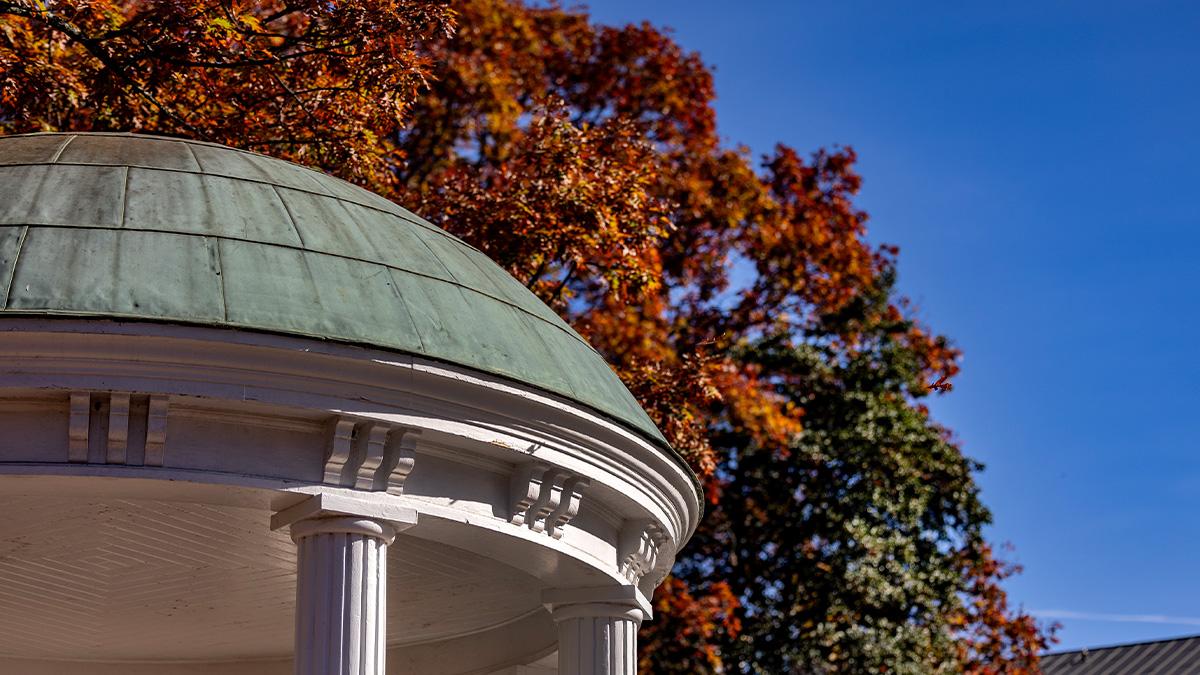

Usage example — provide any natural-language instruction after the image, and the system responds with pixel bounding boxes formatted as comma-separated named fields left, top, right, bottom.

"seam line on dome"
left=402, top=209, right=463, bottom=285
left=117, top=166, right=130, bottom=228
left=180, top=140, right=206, bottom=180
left=10, top=132, right=373, bottom=197
left=1, top=226, right=29, bottom=309
left=0, top=160, right=475, bottom=252
left=48, top=135, right=76, bottom=163
left=5, top=221, right=601, bottom=356
left=381, top=265, right=431, bottom=358
left=271, top=184, right=307, bottom=249
left=212, top=237, right=230, bottom=322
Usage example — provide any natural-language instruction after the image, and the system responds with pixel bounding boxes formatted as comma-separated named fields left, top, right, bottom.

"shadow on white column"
left=274, top=494, right=418, bottom=675
left=544, top=586, right=651, bottom=675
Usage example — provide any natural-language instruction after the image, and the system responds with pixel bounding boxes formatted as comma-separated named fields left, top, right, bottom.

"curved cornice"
left=0, top=318, right=702, bottom=561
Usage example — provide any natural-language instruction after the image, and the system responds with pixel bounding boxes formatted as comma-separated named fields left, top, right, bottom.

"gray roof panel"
left=186, top=140, right=332, bottom=194
left=0, top=134, right=72, bottom=165
left=0, top=164, right=126, bottom=226
left=57, top=133, right=201, bottom=171
left=1042, top=635, right=1200, bottom=674
left=124, top=169, right=304, bottom=246
left=8, top=228, right=227, bottom=322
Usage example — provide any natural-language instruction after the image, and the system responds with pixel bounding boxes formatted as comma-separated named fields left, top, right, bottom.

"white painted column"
left=290, top=516, right=395, bottom=675
left=544, top=587, right=650, bottom=675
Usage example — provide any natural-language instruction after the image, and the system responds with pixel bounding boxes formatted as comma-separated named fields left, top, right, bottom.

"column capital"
left=542, top=585, right=652, bottom=623
left=289, top=516, right=398, bottom=545
left=270, top=491, right=418, bottom=534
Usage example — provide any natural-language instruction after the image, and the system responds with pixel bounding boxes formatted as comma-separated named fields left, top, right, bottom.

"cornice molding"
left=0, top=318, right=702, bottom=578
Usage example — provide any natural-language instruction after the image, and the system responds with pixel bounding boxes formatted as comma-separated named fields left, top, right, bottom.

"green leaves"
left=667, top=281, right=1051, bottom=672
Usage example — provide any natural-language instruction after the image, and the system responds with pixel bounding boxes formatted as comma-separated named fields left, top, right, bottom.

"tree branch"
left=0, top=2, right=211, bottom=139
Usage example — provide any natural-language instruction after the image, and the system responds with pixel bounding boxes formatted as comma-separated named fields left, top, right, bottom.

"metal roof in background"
left=0, top=132, right=671, bottom=449
left=1041, top=635, right=1200, bottom=674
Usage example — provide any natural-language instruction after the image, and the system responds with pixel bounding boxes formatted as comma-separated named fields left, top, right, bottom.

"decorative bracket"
left=106, top=393, right=130, bottom=465
left=618, top=520, right=668, bottom=584
left=509, top=462, right=590, bottom=539
left=144, top=396, right=169, bottom=467
left=383, top=427, right=419, bottom=495
left=322, top=416, right=419, bottom=493
left=324, top=418, right=357, bottom=484
left=66, top=392, right=170, bottom=466
left=68, top=392, right=90, bottom=463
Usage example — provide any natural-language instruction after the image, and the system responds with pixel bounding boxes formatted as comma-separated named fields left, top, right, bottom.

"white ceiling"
left=0, top=496, right=543, bottom=662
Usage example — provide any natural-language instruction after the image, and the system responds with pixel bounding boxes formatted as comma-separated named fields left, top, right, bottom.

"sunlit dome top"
left=0, top=132, right=666, bottom=446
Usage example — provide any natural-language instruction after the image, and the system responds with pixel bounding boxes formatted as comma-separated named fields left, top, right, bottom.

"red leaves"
left=638, top=577, right=741, bottom=673
left=954, top=543, right=1060, bottom=673
left=410, top=102, right=669, bottom=311
left=752, top=145, right=877, bottom=319
left=929, top=374, right=954, bottom=393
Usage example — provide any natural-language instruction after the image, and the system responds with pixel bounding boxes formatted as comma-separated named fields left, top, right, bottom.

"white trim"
left=0, top=318, right=700, bottom=545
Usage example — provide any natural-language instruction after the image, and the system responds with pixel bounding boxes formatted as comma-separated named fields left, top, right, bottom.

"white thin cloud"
left=1033, top=609, right=1200, bottom=627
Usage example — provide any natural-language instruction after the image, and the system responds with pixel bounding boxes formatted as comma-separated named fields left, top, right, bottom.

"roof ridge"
left=1044, top=632, right=1200, bottom=656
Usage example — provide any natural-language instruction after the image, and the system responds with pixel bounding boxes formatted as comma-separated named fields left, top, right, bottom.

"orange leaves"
left=638, top=577, right=741, bottom=674
left=904, top=320, right=963, bottom=395
left=0, top=6, right=89, bottom=126
left=410, top=102, right=669, bottom=312
left=711, top=359, right=804, bottom=456
left=580, top=21, right=717, bottom=152
left=752, top=145, right=879, bottom=320
left=609, top=342, right=723, bottom=483
left=0, top=1, right=456, bottom=183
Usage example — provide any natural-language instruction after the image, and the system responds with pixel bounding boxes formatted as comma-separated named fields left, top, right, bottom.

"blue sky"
left=586, top=0, right=1200, bottom=652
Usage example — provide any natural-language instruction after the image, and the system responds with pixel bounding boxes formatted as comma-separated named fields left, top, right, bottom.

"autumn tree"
left=0, top=0, right=454, bottom=183
left=1, top=0, right=1055, bottom=671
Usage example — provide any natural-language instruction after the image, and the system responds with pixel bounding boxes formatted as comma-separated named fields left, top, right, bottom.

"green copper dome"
left=0, top=132, right=667, bottom=446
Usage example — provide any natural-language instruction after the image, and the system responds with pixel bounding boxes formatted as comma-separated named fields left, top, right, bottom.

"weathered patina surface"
left=0, top=132, right=665, bottom=445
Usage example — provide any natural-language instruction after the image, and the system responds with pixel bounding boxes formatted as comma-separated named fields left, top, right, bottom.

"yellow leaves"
left=208, top=12, right=264, bottom=41
left=238, top=13, right=264, bottom=33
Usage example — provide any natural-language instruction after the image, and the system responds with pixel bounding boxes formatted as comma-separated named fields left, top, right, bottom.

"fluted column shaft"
left=291, top=516, right=395, bottom=675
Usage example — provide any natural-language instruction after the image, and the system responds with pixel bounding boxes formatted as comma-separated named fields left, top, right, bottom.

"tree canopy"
left=1, top=1, right=1055, bottom=671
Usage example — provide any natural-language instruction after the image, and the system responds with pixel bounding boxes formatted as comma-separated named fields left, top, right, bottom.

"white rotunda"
left=0, top=132, right=702, bottom=675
